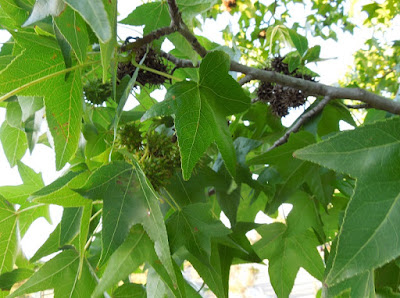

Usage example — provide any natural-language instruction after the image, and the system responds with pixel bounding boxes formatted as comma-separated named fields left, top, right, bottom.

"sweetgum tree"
left=0, top=0, right=399, bottom=297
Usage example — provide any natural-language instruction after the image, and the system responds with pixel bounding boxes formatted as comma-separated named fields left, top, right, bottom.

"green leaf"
left=146, top=267, right=171, bottom=298
left=266, top=25, right=290, bottom=54
left=0, top=197, right=18, bottom=274
left=375, top=259, right=400, bottom=293
left=60, top=207, right=82, bottom=246
left=111, top=53, right=146, bottom=137
left=0, top=55, right=14, bottom=69
left=186, top=243, right=226, bottom=298
left=323, top=270, right=375, bottom=298
left=248, top=131, right=315, bottom=213
left=8, top=250, right=97, bottom=298
left=32, top=178, right=91, bottom=207
left=77, top=160, right=177, bottom=285
left=112, top=283, right=146, bottom=298
left=54, top=5, right=89, bottom=64
left=120, top=2, right=170, bottom=36
left=315, top=101, right=356, bottom=137
left=5, top=101, right=22, bottom=128
left=0, top=161, right=43, bottom=204
left=306, top=166, right=335, bottom=206
left=93, top=225, right=184, bottom=298
left=165, top=167, right=215, bottom=207
left=22, top=0, right=64, bottom=27
left=253, top=192, right=324, bottom=298
left=295, top=117, right=400, bottom=286
left=82, top=124, right=112, bottom=158
left=31, top=170, right=92, bottom=267
left=99, top=0, right=117, bottom=81
left=92, top=226, right=155, bottom=297
left=285, top=54, right=301, bottom=73
left=214, top=137, right=263, bottom=227
left=45, top=67, right=83, bottom=170
left=288, top=29, right=308, bottom=56
left=143, top=51, right=250, bottom=180
left=237, top=184, right=268, bottom=223
left=0, top=122, right=27, bottom=167
left=32, top=170, right=81, bottom=198
left=0, top=268, right=34, bottom=291
left=18, top=204, right=51, bottom=238
left=0, top=32, right=83, bottom=170
left=304, top=45, right=321, bottom=63
left=64, top=0, right=111, bottom=43
left=0, top=0, right=29, bottom=27
left=54, top=23, right=73, bottom=73
left=166, top=203, right=231, bottom=263
left=168, top=33, right=200, bottom=62
left=18, top=97, right=44, bottom=122
left=176, top=0, right=218, bottom=23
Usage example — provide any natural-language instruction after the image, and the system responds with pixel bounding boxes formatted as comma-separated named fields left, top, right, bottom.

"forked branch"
left=120, top=0, right=400, bottom=150
left=267, top=96, right=332, bottom=151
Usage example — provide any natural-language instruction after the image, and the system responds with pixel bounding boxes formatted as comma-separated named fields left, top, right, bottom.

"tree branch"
left=267, top=96, right=332, bottom=151
left=167, top=0, right=181, bottom=28
left=239, top=74, right=254, bottom=86
left=121, top=0, right=400, bottom=119
left=120, top=26, right=176, bottom=52
left=167, top=0, right=208, bottom=57
left=229, top=62, right=400, bottom=115
left=160, top=50, right=197, bottom=68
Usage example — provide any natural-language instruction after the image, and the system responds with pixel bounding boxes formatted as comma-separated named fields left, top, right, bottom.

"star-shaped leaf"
left=0, top=32, right=83, bottom=170
left=93, top=225, right=185, bottom=298
left=8, top=250, right=97, bottom=298
left=0, top=163, right=50, bottom=242
left=143, top=51, right=250, bottom=180
left=253, top=192, right=324, bottom=298
left=120, top=2, right=170, bottom=36
left=76, top=160, right=176, bottom=285
left=295, top=117, right=400, bottom=286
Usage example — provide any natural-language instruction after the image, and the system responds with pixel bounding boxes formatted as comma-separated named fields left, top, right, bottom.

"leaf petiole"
left=0, top=60, right=100, bottom=103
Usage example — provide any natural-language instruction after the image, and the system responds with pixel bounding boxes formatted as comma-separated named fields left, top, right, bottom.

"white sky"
left=0, top=0, right=397, bottom=260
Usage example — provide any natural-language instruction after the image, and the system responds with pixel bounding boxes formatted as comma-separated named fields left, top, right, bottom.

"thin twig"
left=239, top=74, right=254, bottom=85
left=167, top=0, right=208, bottom=57
left=345, top=103, right=370, bottom=109
left=160, top=50, right=198, bottom=68
left=267, top=96, right=332, bottom=151
left=120, top=26, right=175, bottom=52
left=167, top=0, right=181, bottom=27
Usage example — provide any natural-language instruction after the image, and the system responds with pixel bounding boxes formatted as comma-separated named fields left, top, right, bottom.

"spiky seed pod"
left=83, top=79, right=112, bottom=105
left=270, top=56, right=291, bottom=75
left=256, top=56, right=314, bottom=117
left=117, top=45, right=169, bottom=87
left=119, top=123, right=143, bottom=152
left=118, top=126, right=181, bottom=191
left=140, top=132, right=181, bottom=191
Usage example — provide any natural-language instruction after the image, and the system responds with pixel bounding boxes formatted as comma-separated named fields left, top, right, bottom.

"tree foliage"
left=0, top=0, right=399, bottom=297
